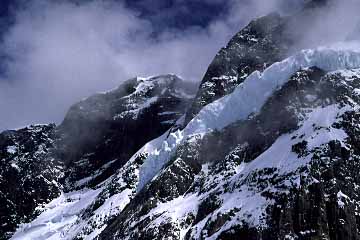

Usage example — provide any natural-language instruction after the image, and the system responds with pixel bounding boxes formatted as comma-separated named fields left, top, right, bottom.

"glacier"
left=132, top=103, right=352, bottom=239
left=137, top=42, right=360, bottom=191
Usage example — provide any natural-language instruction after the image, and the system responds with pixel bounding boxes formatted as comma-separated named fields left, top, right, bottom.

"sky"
left=0, top=0, right=302, bottom=130
left=0, top=0, right=357, bottom=130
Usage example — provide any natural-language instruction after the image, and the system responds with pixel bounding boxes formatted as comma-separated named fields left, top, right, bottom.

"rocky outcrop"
left=57, top=74, right=196, bottom=190
left=0, top=124, right=61, bottom=239
left=185, top=13, right=291, bottom=123
left=184, top=0, right=334, bottom=124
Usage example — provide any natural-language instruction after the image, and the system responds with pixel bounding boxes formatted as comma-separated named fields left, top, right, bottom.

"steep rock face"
left=99, top=66, right=360, bottom=240
left=0, top=125, right=61, bottom=239
left=57, top=74, right=195, bottom=190
left=185, top=13, right=290, bottom=123
left=185, top=0, right=333, bottom=123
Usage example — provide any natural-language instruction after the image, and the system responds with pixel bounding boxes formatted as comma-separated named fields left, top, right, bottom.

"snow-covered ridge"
left=140, top=103, right=350, bottom=239
left=137, top=42, right=360, bottom=190
left=10, top=42, right=360, bottom=240
left=186, top=42, right=360, bottom=134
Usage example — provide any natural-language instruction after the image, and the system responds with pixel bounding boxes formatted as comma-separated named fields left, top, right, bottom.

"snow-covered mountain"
left=2, top=1, right=360, bottom=239
left=1, top=75, right=196, bottom=239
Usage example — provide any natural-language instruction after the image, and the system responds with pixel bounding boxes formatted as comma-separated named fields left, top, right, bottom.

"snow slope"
left=10, top=127, right=171, bottom=240
left=124, top=101, right=353, bottom=239
left=137, top=42, right=360, bottom=191
left=109, top=65, right=360, bottom=238
left=11, top=186, right=132, bottom=240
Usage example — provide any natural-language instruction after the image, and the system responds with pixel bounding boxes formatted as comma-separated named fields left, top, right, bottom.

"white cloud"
left=3, top=0, right=347, bottom=130
left=0, top=0, right=237, bottom=130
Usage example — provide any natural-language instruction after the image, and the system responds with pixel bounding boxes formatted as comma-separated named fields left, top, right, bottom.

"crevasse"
left=137, top=42, right=360, bottom=191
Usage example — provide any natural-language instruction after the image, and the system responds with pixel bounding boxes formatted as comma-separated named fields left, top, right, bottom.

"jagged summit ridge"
left=57, top=73, right=196, bottom=190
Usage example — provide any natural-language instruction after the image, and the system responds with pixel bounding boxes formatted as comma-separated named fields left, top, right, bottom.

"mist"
left=0, top=0, right=358, bottom=130
left=285, top=0, right=360, bottom=52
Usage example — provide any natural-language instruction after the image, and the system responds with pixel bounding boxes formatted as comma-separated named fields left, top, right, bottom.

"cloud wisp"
left=1, top=0, right=358, bottom=130
left=0, top=0, right=289, bottom=130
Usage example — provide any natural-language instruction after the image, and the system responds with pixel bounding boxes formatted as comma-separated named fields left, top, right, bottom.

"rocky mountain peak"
left=184, top=12, right=289, bottom=124
left=0, top=124, right=60, bottom=239
left=0, top=74, right=196, bottom=239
